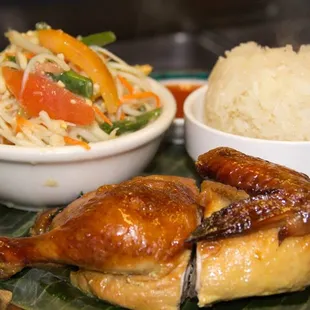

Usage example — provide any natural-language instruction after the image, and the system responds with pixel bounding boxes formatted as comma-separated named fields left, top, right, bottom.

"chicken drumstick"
left=0, top=175, right=199, bottom=279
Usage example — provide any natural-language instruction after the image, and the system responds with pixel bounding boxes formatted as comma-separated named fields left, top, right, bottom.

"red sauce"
left=166, top=84, right=202, bottom=118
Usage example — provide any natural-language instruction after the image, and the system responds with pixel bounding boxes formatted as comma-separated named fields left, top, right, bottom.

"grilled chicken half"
left=0, top=175, right=200, bottom=310
left=188, top=147, right=310, bottom=307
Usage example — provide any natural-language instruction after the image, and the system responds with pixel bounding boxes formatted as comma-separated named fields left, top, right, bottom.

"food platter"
left=1, top=23, right=310, bottom=310
left=1, top=143, right=310, bottom=310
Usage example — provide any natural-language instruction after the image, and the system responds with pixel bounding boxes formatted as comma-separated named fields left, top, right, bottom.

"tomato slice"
left=2, top=67, right=95, bottom=126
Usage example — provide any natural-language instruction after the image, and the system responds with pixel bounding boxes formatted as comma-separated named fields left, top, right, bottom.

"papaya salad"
left=0, top=22, right=161, bottom=149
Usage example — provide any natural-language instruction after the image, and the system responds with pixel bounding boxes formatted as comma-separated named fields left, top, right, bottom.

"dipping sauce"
left=166, top=84, right=202, bottom=118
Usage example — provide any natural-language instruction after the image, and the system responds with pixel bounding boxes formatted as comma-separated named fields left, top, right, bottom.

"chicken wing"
left=189, top=147, right=310, bottom=307
left=189, top=147, right=310, bottom=243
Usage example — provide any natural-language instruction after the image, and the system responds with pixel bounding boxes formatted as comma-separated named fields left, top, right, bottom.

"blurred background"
left=0, top=0, right=308, bottom=73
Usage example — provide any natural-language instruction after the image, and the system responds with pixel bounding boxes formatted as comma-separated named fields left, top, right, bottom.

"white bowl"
left=160, top=78, right=207, bottom=145
left=0, top=78, right=176, bottom=211
left=184, top=85, right=310, bottom=176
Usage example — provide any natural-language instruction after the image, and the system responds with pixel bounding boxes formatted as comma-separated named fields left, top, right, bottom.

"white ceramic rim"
left=0, top=78, right=176, bottom=163
left=160, top=78, right=207, bottom=86
left=174, top=118, right=184, bottom=126
left=184, top=85, right=310, bottom=146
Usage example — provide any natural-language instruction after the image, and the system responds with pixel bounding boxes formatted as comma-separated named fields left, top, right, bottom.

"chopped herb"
left=7, top=55, right=16, bottom=62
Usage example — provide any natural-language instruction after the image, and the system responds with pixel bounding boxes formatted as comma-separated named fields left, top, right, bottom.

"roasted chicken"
left=189, top=147, right=310, bottom=307
left=0, top=175, right=200, bottom=309
left=2, top=147, right=310, bottom=309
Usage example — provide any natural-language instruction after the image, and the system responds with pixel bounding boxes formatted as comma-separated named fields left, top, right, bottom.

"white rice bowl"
left=204, top=42, right=310, bottom=141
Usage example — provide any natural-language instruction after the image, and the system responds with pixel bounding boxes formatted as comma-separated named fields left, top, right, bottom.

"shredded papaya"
left=6, top=52, right=34, bottom=60
left=64, top=136, right=90, bottom=150
left=135, top=64, right=153, bottom=75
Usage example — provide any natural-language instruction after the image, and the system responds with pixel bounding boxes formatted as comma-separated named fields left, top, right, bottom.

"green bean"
left=48, top=70, right=93, bottom=98
left=100, top=108, right=161, bottom=135
left=80, top=31, right=116, bottom=47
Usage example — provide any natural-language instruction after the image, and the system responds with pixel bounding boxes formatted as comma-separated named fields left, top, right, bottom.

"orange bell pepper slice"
left=38, top=29, right=119, bottom=114
left=2, top=67, right=95, bottom=126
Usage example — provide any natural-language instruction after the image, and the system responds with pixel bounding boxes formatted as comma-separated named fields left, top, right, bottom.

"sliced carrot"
left=24, top=52, right=35, bottom=59
left=64, top=136, right=90, bottom=150
left=121, top=91, right=161, bottom=108
left=93, top=105, right=112, bottom=125
left=118, top=75, right=134, bottom=94
left=120, top=110, right=125, bottom=120
left=15, top=115, right=32, bottom=133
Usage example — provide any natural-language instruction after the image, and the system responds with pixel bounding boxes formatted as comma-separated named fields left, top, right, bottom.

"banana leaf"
left=0, top=204, right=36, bottom=237
left=1, top=144, right=310, bottom=309
left=0, top=268, right=125, bottom=310
left=1, top=263, right=310, bottom=310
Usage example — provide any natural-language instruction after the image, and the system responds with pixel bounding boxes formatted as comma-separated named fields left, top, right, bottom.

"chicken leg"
left=0, top=175, right=200, bottom=279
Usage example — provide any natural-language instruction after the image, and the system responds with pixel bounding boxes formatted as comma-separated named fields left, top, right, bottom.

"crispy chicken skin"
left=0, top=175, right=200, bottom=280
left=189, top=147, right=310, bottom=243
left=190, top=148, right=310, bottom=307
